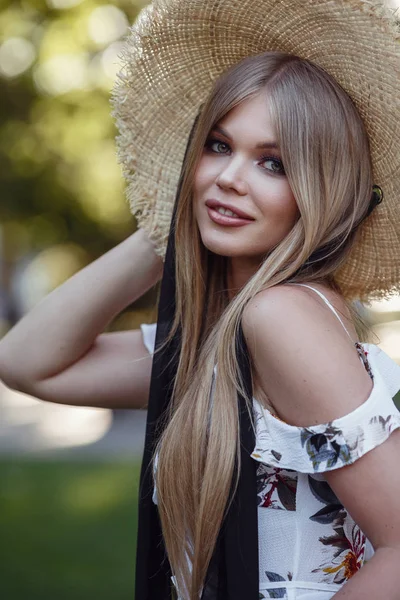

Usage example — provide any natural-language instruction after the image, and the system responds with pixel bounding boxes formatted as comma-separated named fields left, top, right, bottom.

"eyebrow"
left=212, top=125, right=280, bottom=151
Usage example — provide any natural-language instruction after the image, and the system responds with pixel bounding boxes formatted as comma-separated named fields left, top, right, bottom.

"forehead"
left=215, top=92, right=276, bottom=141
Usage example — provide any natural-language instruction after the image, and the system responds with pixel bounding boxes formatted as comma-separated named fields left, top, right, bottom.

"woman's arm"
left=325, top=432, right=400, bottom=599
left=0, top=228, right=163, bottom=408
left=243, top=284, right=400, bottom=599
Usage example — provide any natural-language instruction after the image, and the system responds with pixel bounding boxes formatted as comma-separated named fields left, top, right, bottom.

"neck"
left=226, top=257, right=261, bottom=301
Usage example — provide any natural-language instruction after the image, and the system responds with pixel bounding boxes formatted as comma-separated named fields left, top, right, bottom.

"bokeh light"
left=100, top=41, right=126, bottom=80
left=47, top=0, right=84, bottom=9
left=1, top=384, right=112, bottom=450
left=34, top=53, right=91, bottom=95
left=88, top=5, right=128, bottom=47
left=369, top=296, right=400, bottom=313
left=0, top=37, right=36, bottom=78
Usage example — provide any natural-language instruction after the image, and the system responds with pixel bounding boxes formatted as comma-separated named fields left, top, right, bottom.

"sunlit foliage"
left=0, top=0, right=154, bottom=328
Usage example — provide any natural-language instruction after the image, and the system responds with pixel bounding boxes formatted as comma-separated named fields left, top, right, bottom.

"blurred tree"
left=0, top=0, right=155, bottom=329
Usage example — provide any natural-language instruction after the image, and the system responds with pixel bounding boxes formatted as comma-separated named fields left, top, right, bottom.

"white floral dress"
left=140, top=285, right=400, bottom=600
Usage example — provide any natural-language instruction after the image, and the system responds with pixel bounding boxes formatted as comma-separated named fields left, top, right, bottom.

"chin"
left=199, top=232, right=251, bottom=258
left=196, top=219, right=268, bottom=259
left=198, top=235, right=231, bottom=257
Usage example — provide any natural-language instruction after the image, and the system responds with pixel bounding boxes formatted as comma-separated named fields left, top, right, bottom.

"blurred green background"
left=0, top=1, right=400, bottom=598
left=0, top=460, right=141, bottom=598
left=0, top=0, right=156, bottom=336
left=0, top=1, right=152, bottom=598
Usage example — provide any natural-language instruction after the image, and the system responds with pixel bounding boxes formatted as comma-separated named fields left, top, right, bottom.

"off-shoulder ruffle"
left=140, top=325, right=400, bottom=474
left=251, top=344, right=400, bottom=473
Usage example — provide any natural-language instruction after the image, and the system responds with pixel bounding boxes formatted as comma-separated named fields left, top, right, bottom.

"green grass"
left=0, top=459, right=141, bottom=599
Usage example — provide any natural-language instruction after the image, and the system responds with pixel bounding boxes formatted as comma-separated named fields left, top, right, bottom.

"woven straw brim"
left=111, top=0, right=400, bottom=302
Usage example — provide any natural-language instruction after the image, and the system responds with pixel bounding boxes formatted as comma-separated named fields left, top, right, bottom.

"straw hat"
left=111, top=0, right=400, bottom=302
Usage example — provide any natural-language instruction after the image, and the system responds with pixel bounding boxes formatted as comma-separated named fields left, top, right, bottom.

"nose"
left=216, top=157, right=248, bottom=196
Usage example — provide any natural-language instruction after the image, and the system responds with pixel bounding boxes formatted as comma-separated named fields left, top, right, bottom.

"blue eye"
left=204, top=138, right=285, bottom=175
left=205, top=138, right=230, bottom=154
left=260, top=156, right=285, bottom=175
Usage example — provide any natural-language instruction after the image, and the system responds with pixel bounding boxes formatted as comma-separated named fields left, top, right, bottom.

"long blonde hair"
left=155, top=51, right=374, bottom=599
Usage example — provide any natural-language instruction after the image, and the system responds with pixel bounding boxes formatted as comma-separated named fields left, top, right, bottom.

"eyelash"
left=204, top=138, right=285, bottom=175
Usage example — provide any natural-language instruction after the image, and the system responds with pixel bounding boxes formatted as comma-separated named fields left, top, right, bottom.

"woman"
left=136, top=51, right=400, bottom=600
left=1, top=1, right=400, bottom=599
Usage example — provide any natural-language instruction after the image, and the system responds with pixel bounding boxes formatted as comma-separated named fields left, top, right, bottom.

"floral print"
left=300, top=423, right=365, bottom=471
left=313, top=523, right=365, bottom=584
left=260, top=410, right=399, bottom=474
left=308, top=475, right=346, bottom=525
left=308, top=475, right=365, bottom=584
left=257, top=464, right=297, bottom=511
left=369, top=413, right=398, bottom=434
left=259, top=572, right=293, bottom=599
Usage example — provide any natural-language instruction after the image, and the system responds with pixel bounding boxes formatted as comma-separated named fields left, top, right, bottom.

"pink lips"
left=205, top=200, right=255, bottom=227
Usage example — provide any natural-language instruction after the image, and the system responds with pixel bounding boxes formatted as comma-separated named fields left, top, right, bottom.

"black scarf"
left=134, top=119, right=259, bottom=600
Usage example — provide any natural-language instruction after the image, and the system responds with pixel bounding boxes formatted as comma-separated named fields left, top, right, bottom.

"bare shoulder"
left=242, top=283, right=372, bottom=426
left=244, top=282, right=353, bottom=330
left=242, top=281, right=357, bottom=349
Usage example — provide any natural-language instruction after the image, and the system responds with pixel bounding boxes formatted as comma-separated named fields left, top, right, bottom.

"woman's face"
left=193, top=91, right=299, bottom=272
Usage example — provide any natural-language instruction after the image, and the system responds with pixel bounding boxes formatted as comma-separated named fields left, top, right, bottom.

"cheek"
left=194, top=155, right=219, bottom=195
left=282, top=191, right=299, bottom=222
left=259, top=182, right=298, bottom=223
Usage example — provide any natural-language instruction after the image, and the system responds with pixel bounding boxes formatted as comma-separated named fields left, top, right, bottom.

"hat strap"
left=366, top=185, right=384, bottom=217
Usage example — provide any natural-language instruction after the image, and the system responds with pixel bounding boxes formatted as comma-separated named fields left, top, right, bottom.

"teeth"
left=216, top=207, right=239, bottom=218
